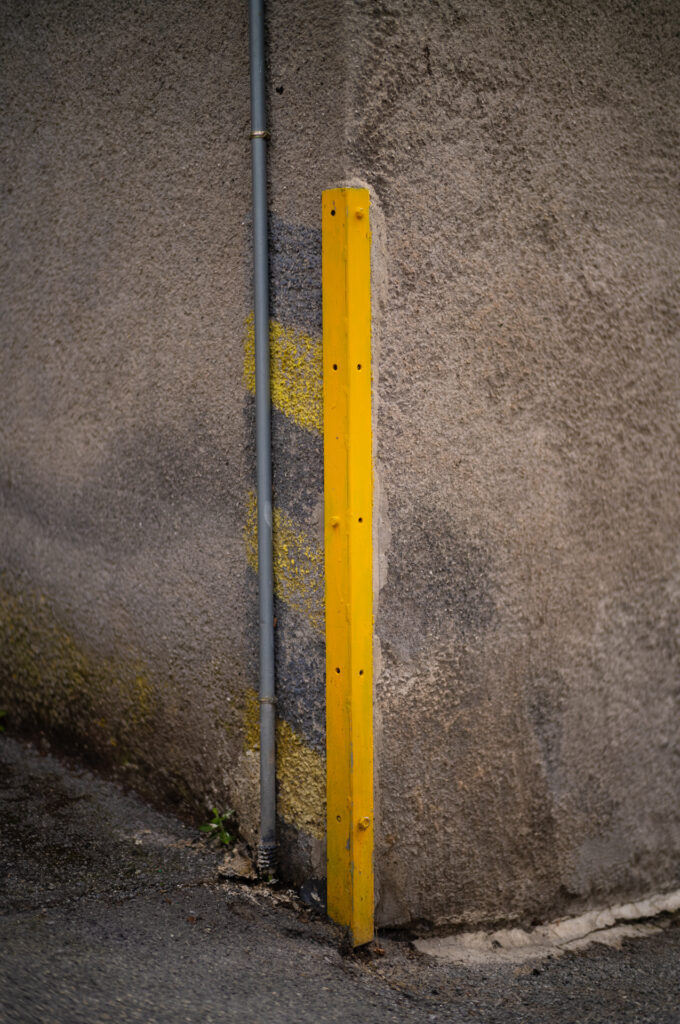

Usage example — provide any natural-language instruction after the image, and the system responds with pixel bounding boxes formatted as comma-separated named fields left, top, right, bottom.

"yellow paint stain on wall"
left=244, top=491, right=324, bottom=634
left=243, top=687, right=325, bottom=839
left=276, top=722, right=325, bottom=839
left=243, top=313, right=323, bottom=435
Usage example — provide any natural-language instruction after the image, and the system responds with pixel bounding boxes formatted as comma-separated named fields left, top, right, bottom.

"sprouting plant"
left=199, top=807, right=235, bottom=847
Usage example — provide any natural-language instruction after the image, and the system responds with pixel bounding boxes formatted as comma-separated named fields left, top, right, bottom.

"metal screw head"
left=355, top=208, right=365, bottom=219
left=358, top=816, right=371, bottom=830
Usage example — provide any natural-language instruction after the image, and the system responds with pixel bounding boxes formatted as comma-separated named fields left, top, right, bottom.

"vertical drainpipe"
left=248, top=0, right=276, bottom=876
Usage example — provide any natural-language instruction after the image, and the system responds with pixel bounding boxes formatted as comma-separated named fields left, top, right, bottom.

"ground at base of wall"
left=2, top=734, right=680, bottom=1024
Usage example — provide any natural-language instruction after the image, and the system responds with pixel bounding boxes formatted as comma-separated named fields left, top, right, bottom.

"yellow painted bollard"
left=323, top=187, right=374, bottom=947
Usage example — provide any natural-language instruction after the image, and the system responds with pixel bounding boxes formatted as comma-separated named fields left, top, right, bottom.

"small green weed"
left=199, top=807, right=235, bottom=847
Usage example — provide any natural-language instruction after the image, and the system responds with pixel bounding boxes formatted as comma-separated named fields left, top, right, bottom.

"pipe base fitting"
left=257, top=842, right=277, bottom=879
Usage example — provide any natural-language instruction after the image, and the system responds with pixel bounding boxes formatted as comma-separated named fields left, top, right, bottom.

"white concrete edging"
left=415, top=889, right=680, bottom=965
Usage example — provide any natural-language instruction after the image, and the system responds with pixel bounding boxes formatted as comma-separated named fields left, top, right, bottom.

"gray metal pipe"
left=248, top=0, right=276, bottom=876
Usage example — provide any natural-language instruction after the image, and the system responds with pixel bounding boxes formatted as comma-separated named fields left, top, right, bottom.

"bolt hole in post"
left=335, top=667, right=341, bottom=674
left=358, top=517, right=363, bottom=523
left=359, top=670, right=364, bottom=676
left=357, top=364, right=362, bottom=370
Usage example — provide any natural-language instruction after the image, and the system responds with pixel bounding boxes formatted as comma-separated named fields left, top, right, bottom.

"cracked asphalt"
left=1, top=735, right=679, bottom=1023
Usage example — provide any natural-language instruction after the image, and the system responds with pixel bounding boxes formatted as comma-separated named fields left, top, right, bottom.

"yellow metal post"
left=322, top=187, right=374, bottom=946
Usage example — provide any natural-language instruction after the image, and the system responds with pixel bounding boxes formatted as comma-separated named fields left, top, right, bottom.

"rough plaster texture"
left=2, top=0, right=679, bottom=932
left=0, top=0, right=254, bottom=818
left=345, top=0, right=680, bottom=928
left=0, top=0, right=343, bottom=881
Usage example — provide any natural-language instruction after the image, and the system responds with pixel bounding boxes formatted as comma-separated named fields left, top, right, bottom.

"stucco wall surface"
left=346, top=0, right=680, bottom=929
left=2, top=0, right=679, bottom=934
left=0, top=0, right=256, bottom=821
left=0, top=0, right=344, bottom=878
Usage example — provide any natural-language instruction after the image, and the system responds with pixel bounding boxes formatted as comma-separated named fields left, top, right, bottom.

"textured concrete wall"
left=2, top=0, right=679, bottom=933
left=346, top=0, right=680, bottom=928
left=0, top=0, right=343, bottom=880
left=0, top=0, right=255, bottom=818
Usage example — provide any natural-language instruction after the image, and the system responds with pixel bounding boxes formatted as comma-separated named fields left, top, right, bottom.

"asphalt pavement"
left=1, top=735, right=679, bottom=1023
